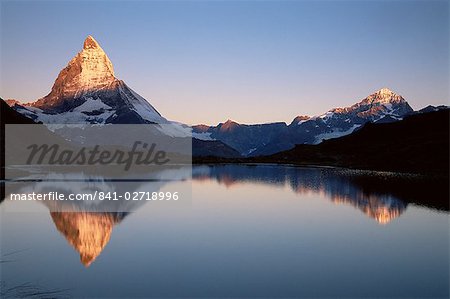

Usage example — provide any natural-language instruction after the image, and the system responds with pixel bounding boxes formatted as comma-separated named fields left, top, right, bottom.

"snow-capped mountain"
left=193, top=88, right=414, bottom=156
left=5, top=36, right=246, bottom=158
left=311, top=87, right=411, bottom=125
left=11, top=36, right=170, bottom=126
left=289, top=87, right=413, bottom=145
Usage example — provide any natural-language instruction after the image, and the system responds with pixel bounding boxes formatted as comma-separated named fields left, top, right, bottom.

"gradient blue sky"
left=1, top=0, right=448, bottom=125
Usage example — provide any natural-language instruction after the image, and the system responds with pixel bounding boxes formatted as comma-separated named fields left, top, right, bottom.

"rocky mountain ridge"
left=193, top=88, right=415, bottom=156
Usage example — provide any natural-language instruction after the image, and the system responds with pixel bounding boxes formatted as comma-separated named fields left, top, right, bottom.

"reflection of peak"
left=218, top=174, right=240, bottom=187
left=50, top=212, right=125, bottom=267
left=330, top=194, right=406, bottom=224
left=292, top=184, right=406, bottom=224
left=193, top=165, right=410, bottom=224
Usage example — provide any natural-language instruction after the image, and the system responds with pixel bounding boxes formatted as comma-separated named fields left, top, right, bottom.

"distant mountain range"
left=195, top=108, right=449, bottom=177
left=193, top=88, right=416, bottom=156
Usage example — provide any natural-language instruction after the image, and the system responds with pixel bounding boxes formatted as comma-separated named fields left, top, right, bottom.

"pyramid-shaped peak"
left=83, top=35, right=101, bottom=50
left=30, top=35, right=116, bottom=110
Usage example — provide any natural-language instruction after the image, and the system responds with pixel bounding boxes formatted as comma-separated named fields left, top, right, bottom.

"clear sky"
left=1, top=0, right=448, bottom=125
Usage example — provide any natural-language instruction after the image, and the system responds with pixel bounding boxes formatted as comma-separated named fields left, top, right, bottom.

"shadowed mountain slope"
left=261, top=109, right=449, bottom=175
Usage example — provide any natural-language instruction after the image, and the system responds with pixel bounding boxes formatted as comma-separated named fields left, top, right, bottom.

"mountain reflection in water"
left=1, top=169, right=185, bottom=267
left=1, top=165, right=447, bottom=268
left=192, top=165, right=447, bottom=224
left=50, top=212, right=127, bottom=267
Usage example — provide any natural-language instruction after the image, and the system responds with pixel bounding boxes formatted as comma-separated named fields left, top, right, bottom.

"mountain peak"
left=31, top=35, right=116, bottom=110
left=83, top=35, right=100, bottom=50
left=220, top=119, right=239, bottom=131
left=364, top=87, right=406, bottom=105
left=376, top=87, right=396, bottom=95
left=76, top=35, right=115, bottom=80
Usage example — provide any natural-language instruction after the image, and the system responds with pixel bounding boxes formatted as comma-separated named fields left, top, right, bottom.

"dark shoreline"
left=192, top=161, right=450, bottom=211
left=193, top=157, right=450, bottom=177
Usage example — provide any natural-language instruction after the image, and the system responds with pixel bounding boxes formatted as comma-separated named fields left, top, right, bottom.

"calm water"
left=1, top=165, right=449, bottom=298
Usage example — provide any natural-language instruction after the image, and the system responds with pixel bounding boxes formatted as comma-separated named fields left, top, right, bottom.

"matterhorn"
left=12, top=35, right=169, bottom=125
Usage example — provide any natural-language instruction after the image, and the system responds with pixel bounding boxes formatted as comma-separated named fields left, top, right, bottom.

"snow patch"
left=73, top=97, right=112, bottom=112
left=126, top=87, right=167, bottom=123
left=246, top=148, right=257, bottom=155
left=192, top=132, right=214, bottom=141
left=15, top=103, right=115, bottom=125
left=319, top=111, right=335, bottom=122
left=156, top=123, right=192, bottom=138
left=313, top=124, right=360, bottom=144
left=297, top=119, right=309, bottom=125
